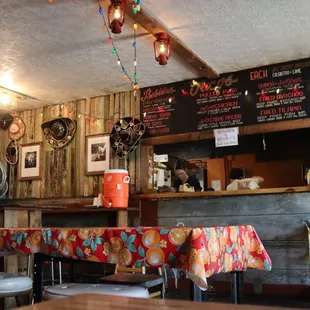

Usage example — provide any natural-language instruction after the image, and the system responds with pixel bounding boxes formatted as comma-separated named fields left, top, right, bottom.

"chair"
left=0, top=253, right=32, bottom=307
left=43, top=283, right=149, bottom=300
left=42, top=256, right=149, bottom=301
left=100, top=264, right=165, bottom=299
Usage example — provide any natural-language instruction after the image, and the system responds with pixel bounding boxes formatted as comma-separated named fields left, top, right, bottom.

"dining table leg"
left=230, top=271, right=244, bottom=304
left=33, top=253, right=44, bottom=303
left=190, top=282, right=202, bottom=302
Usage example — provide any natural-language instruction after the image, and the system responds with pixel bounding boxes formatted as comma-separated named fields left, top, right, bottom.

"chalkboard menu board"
left=140, top=57, right=310, bottom=138
left=140, top=81, right=196, bottom=136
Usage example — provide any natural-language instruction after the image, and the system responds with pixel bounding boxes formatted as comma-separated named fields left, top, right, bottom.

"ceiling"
left=1, top=0, right=310, bottom=111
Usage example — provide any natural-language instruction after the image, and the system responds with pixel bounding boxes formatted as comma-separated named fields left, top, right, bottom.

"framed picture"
left=85, top=134, right=110, bottom=175
left=18, top=143, right=42, bottom=180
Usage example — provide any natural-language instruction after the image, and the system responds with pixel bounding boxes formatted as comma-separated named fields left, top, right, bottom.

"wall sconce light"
left=154, top=32, right=171, bottom=66
left=108, top=0, right=126, bottom=34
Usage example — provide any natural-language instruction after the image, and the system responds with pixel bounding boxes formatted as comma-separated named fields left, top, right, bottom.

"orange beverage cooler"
left=103, top=169, right=130, bottom=208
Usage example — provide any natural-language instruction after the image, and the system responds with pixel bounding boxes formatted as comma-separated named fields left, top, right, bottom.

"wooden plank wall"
left=1, top=91, right=140, bottom=199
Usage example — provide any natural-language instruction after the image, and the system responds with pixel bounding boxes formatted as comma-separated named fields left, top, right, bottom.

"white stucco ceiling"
left=1, top=0, right=310, bottom=110
left=142, top=0, right=310, bottom=73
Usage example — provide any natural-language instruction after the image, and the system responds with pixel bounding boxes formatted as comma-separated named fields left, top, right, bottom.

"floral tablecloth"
left=0, top=225, right=271, bottom=288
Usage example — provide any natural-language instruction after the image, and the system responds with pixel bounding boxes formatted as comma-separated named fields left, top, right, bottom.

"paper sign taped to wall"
left=154, top=154, right=169, bottom=162
left=211, top=180, right=222, bottom=191
left=214, top=127, right=239, bottom=148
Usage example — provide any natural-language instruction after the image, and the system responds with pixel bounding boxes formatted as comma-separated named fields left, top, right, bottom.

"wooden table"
left=0, top=226, right=271, bottom=304
left=18, top=294, right=303, bottom=310
left=100, top=273, right=164, bottom=287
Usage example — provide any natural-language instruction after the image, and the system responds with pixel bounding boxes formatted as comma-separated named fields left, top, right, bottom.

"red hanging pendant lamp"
left=108, top=0, right=126, bottom=34
left=153, top=32, right=171, bottom=66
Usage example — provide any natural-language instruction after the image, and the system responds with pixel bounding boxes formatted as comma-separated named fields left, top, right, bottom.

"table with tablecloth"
left=0, top=225, right=271, bottom=290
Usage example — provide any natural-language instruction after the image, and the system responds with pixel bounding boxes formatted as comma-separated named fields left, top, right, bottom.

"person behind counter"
left=173, top=168, right=202, bottom=192
left=227, top=168, right=264, bottom=191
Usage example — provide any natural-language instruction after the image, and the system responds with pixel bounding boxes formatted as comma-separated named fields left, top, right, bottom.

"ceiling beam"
left=126, top=6, right=219, bottom=79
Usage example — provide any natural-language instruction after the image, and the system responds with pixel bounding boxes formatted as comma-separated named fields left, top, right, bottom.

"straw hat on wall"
left=8, top=117, right=26, bottom=141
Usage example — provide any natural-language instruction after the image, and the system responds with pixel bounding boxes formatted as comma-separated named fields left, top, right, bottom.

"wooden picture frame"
left=85, top=134, right=110, bottom=176
left=18, top=143, right=42, bottom=180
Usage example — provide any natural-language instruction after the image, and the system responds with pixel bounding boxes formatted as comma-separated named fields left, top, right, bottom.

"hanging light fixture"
left=153, top=32, right=171, bottom=66
left=108, top=0, right=126, bottom=34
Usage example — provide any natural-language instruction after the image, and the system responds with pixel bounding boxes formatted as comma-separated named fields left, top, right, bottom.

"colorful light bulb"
left=133, top=23, right=138, bottom=30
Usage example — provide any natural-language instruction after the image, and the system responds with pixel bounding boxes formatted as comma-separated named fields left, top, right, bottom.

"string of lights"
left=47, top=0, right=141, bottom=95
left=0, top=104, right=141, bottom=124
left=132, top=0, right=141, bottom=99
left=187, top=79, right=303, bottom=97
left=0, top=78, right=305, bottom=126
left=97, top=0, right=140, bottom=94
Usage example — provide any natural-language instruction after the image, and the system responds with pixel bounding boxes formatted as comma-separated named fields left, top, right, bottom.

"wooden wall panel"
left=1, top=92, right=139, bottom=200
left=206, top=158, right=226, bottom=190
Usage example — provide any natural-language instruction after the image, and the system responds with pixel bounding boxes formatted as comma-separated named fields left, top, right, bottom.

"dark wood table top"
left=19, top=294, right=304, bottom=310
left=100, top=273, right=164, bottom=288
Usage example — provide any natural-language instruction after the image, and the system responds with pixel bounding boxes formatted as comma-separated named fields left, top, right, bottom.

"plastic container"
left=103, top=169, right=130, bottom=208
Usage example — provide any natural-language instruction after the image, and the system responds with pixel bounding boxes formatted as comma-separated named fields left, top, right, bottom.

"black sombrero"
left=0, top=114, right=13, bottom=130
left=41, top=117, right=76, bottom=149
left=5, top=140, right=19, bottom=165
left=110, top=117, right=145, bottom=159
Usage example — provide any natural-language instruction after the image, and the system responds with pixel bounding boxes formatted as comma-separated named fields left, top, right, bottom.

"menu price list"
left=140, top=84, right=178, bottom=137
left=192, top=77, right=243, bottom=131
left=252, top=69, right=308, bottom=124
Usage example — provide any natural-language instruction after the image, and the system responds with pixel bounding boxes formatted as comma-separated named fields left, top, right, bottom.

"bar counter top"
left=134, top=186, right=310, bottom=200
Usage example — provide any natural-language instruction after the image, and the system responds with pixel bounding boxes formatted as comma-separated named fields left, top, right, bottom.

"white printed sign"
left=154, top=154, right=169, bottom=162
left=214, top=127, right=239, bottom=148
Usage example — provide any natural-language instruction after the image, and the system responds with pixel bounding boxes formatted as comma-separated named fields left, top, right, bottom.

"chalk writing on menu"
left=189, top=75, right=242, bottom=131
left=249, top=59, right=310, bottom=124
left=140, top=57, right=310, bottom=138
left=140, top=85, right=177, bottom=136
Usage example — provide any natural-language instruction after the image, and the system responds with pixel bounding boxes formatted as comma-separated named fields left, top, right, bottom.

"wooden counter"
left=134, top=186, right=310, bottom=200
left=0, top=197, right=139, bottom=227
